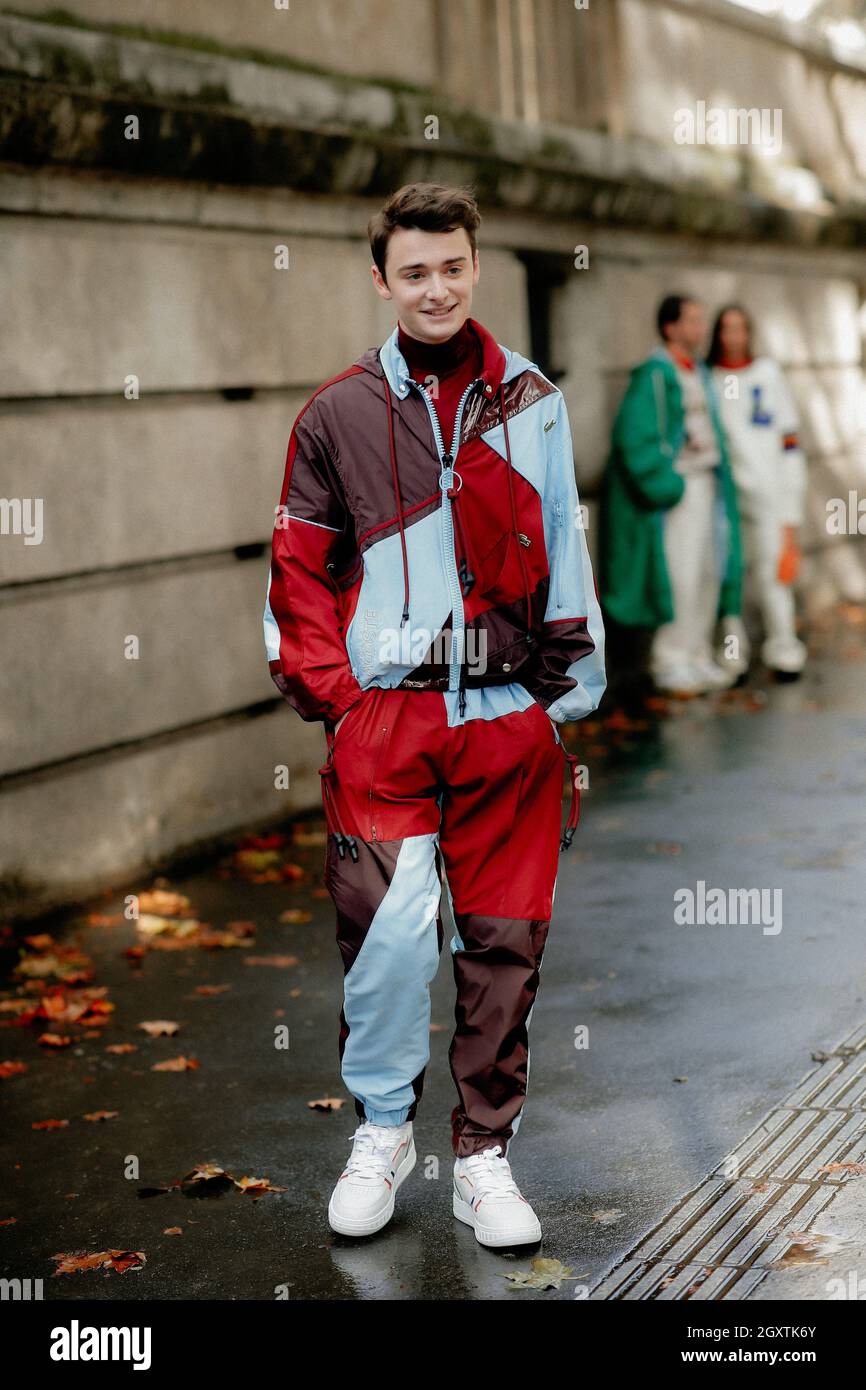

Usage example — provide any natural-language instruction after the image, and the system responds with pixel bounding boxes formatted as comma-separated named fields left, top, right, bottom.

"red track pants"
left=318, top=686, right=575, bottom=1158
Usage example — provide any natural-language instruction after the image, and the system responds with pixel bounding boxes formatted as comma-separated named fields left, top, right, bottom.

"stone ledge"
left=2, top=13, right=866, bottom=248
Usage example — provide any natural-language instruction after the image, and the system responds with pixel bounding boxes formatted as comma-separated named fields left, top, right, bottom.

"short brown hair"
left=368, top=183, right=481, bottom=281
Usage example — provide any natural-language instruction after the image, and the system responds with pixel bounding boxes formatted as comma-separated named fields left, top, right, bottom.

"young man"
left=708, top=303, right=808, bottom=679
left=600, top=294, right=743, bottom=698
left=263, top=183, right=605, bottom=1246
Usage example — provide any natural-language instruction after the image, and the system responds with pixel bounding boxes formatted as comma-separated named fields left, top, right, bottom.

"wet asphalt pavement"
left=2, top=606, right=865, bottom=1301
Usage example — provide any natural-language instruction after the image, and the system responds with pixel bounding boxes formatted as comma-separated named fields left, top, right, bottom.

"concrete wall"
left=2, top=0, right=865, bottom=917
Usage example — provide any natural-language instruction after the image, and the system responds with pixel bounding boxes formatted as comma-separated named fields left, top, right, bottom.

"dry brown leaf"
left=38, top=1033, right=73, bottom=1049
left=501, top=1257, right=584, bottom=1290
left=278, top=909, right=313, bottom=925
left=83, top=1110, right=119, bottom=1122
left=136, top=914, right=203, bottom=939
left=233, top=1175, right=289, bottom=1197
left=307, top=1096, right=345, bottom=1112
left=15, top=946, right=93, bottom=983
left=32, top=1119, right=69, bottom=1130
left=244, top=955, right=299, bottom=969
left=138, top=1020, right=179, bottom=1037
left=39, top=988, right=113, bottom=1026
left=137, top=890, right=193, bottom=917
left=52, top=1249, right=145, bottom=1276
left=152, top=1056, right=200, bottom=1072
left=196, top=930, right=254, bottom=950
left=0, top=1060, right=28, bottom=1078
left=105, top=1043, right=137, bottom=1054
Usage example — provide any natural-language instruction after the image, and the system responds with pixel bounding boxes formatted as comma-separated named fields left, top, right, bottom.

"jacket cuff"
left=324, top=691, right=367, bottom=732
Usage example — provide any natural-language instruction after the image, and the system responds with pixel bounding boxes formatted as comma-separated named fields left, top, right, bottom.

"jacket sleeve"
left=614, top=363, right=686, bottom=510
left=263, top=398, right=365, bottom=726
left=771, top=361, right=807, bottom=528
left=521, top=389, right=607, bottom=722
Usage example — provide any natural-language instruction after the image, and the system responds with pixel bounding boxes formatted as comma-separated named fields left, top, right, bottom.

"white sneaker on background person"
left=453, top=1144, right=542, bottom=1246
left=651, top=665, right=711, bottom=698
left=328, top=1120, right=416, bottom=1236
left=762, top=632, right=807, bottom=677
left=693, top=654, right=738, bottom=690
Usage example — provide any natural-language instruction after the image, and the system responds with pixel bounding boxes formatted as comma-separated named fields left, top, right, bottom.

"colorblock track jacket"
left=263, top=316, right=606, bottom=727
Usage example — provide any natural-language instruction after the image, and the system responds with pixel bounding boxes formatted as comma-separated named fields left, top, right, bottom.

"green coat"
left=599, top=348, right=743, bottom=628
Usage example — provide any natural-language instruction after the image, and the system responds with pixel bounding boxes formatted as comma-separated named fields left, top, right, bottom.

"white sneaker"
left=652, top=666, right=710, bottom=698
left=328, top=1121, right=416, bottom=1236
left=762, top=635, right=807, bottom=675
left=453, top=1144, right=542, bottom=1247
left=693, top=655, right=738, bottom=691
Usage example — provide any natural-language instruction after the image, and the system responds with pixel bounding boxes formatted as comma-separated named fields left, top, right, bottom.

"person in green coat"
left=599, top=294, right=744, bottom=699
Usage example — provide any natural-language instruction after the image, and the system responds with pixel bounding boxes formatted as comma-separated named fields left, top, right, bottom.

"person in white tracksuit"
left=708, top=304, right=808, bottom=679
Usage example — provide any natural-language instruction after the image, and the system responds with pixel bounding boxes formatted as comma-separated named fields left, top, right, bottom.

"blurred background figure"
left=600, top=295, right=742, bottom=702
left=709, top=304, right=809, bottom=681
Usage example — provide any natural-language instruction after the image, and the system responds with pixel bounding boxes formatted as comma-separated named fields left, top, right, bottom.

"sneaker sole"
left=328, top=1139, right=416, bottom=1237
left=452, top=1190, right=542, bottom=1247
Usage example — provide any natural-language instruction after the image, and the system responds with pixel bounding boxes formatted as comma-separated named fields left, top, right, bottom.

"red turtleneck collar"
left=667, top=342, right=696, bottom=371
left=397, top=319, right=481, bottom=378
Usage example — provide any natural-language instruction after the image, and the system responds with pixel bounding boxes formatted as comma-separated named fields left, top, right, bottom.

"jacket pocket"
left=328, top=690, right=368, bottom=757
left=474, top=527, right=528, bottom=606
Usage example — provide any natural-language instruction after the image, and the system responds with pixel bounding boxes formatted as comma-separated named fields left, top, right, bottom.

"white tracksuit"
left=712, top=356, right=808, bottom=673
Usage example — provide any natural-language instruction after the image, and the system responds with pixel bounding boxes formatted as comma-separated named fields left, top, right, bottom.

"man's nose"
left=426, top=276, right=449, bottom=301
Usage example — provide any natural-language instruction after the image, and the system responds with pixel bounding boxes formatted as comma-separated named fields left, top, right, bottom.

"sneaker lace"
left=461, top=1145, right=522, bottom=1202
left=344, top=1123, right=404, bottom=1183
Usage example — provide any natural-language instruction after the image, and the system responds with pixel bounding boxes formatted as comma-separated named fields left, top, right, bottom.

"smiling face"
left=371, top=225, right=480, bottom=343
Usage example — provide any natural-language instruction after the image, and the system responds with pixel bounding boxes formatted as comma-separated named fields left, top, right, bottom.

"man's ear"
left=371, top=264, right=392, bottom=301
left=472, top=250, right=480, bottom=285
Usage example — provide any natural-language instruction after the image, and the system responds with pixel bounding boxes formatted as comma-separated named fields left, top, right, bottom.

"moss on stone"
left=2, top=6, right=436, bottom=98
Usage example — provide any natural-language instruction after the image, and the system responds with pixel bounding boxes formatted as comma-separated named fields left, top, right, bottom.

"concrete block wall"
left=2, top=0, right=865, bottom=918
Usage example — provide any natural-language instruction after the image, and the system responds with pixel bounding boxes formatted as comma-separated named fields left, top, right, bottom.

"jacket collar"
left=362, top=316, right=508, bottom=401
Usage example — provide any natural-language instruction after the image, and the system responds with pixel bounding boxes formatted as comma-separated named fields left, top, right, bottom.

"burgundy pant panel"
left=449, top=912, right=552, bottom=1157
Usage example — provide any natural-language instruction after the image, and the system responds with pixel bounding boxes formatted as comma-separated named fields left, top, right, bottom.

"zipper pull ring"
left=439, top=462, right=463, bottom=498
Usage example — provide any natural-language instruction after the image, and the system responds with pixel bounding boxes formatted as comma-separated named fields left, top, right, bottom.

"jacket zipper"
left=406, top=378, right=480, bottom=713
left=368, top=716, right=393, bottom=842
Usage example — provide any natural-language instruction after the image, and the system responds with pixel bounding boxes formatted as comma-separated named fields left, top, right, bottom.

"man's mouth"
left=422, top=305, right=457, bottom=317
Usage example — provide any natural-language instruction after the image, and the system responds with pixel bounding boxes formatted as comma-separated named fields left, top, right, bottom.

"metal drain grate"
left=591, top=1021, right=866, bottom=1300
